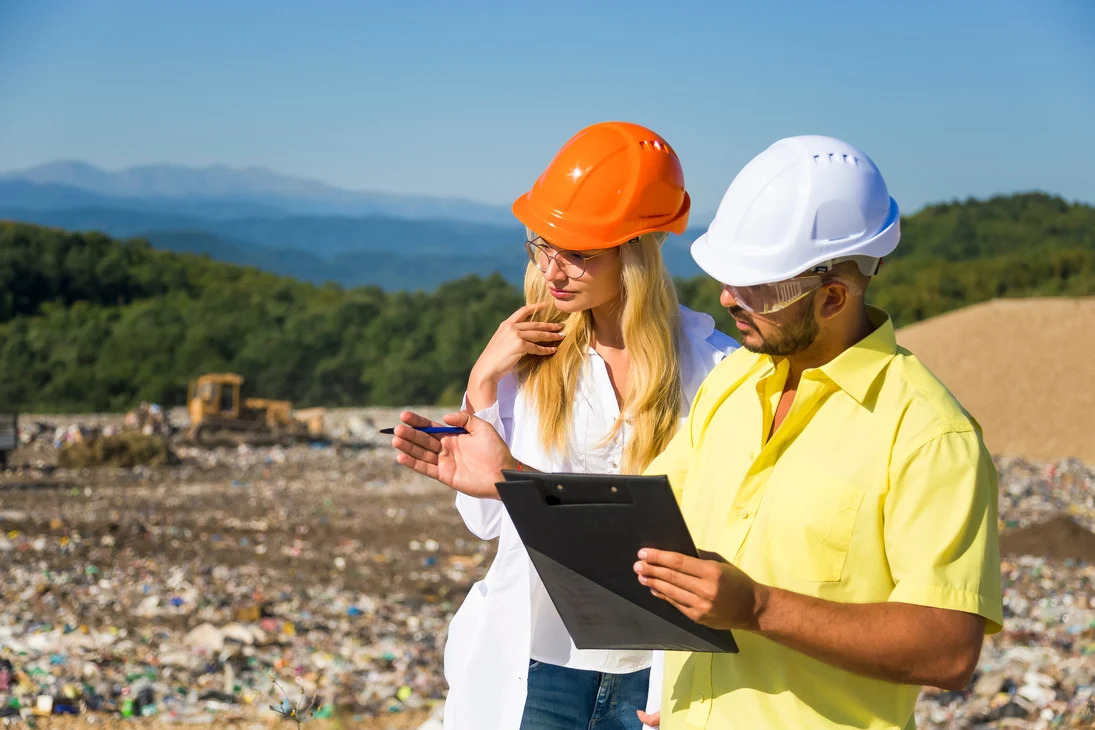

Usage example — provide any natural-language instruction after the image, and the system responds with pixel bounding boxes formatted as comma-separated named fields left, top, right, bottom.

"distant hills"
left=1, top=161, right=1088, bottom=293
left=0, top=161, right=708, bottom=289
left=0, top=160, right=514, bottom=224
left=3, top=192, right=1093, bottom=412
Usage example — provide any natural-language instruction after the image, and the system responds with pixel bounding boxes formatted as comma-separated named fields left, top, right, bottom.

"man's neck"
left=782, top=306, right=875, bottom=389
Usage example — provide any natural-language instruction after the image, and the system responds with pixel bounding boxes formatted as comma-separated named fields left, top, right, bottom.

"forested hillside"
left=2, top=193, right=1092, bottom=411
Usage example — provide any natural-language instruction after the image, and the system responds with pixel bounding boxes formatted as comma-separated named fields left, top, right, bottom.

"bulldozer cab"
left=187, top=373, right=243, bottom=425
left=185, top=372, right=320, bottom=447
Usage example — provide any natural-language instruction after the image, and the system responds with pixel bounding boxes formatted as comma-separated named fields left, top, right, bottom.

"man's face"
left=720, top=286, right=820, bottom=357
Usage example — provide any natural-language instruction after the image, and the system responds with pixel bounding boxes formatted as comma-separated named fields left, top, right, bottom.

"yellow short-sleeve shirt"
left=644, top=307, right=1003, bottom=729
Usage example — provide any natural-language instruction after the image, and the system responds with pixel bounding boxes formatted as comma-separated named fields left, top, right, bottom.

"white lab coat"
left=442, top=306, right=738, bottom=730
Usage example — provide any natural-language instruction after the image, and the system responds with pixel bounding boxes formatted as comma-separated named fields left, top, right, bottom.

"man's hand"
left=637, top=710, right=660, bottom=727
left=634, top=548, right=766, bottom=631
left=636, top=549, right=988, bottom=690
left=390, top=410, right=517, bottom=499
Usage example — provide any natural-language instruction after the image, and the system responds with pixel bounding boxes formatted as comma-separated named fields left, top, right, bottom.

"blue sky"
left=1, top=0, right=1093, bottom=217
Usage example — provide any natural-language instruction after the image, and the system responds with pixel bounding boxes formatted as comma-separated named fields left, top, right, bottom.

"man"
left=392, top=135, right=1003, bottom=729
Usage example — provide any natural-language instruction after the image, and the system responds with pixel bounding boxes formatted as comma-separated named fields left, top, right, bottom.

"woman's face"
left=528, top=237, right=622, bottom=313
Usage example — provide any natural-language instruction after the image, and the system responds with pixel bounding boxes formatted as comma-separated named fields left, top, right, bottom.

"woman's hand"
left=466, top=303, right=564, bottom=411
left=391, top=410, right=518, bottom=499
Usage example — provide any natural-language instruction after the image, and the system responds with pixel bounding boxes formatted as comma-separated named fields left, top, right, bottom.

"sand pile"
left=1000, top=513, right=1095, bottom=561
left=895, top=297, right=1095, bottom=461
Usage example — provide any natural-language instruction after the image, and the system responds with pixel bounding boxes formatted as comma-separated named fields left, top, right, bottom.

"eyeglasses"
left=525, top=238, right=616, bottom=278
left=725, top=275, right=861, bottom=315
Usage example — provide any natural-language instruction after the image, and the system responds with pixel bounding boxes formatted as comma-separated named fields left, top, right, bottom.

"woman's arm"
left=466, top=303, right=563, bottom=412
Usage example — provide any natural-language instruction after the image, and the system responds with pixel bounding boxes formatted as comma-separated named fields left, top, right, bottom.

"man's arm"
left=754, top=586, right=984, bottom=689
left=634, top=550, right=984, bottom=689
left=636, top=428, right=1001, bottom=691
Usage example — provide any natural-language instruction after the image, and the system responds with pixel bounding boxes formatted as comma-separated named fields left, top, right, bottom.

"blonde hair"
left=515, top=233, right=684, bottom=474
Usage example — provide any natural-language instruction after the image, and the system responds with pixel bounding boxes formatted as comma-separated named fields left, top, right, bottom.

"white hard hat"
left=691, top=135, right=900, bottom=286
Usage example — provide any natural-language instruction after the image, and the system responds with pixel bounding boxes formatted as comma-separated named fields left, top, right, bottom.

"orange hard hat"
left=512, top=121, right=691, bottom=251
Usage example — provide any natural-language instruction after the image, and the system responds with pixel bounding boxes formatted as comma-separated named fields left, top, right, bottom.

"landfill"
left=2, top=412, right=1094, bottom=729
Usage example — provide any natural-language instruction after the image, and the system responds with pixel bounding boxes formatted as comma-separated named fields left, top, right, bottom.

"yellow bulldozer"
left=185, top=373, right=325, bottom=447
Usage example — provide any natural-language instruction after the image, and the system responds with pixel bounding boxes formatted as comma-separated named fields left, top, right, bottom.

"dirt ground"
left=895, top=297, right=1095, bottom=462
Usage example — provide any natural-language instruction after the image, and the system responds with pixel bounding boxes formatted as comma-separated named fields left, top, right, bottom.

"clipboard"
left=495, top=470, right=738, bottom=653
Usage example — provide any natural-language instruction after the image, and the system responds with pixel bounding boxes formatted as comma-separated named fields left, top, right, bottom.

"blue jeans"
left=520, top=660, right=651, bottom=730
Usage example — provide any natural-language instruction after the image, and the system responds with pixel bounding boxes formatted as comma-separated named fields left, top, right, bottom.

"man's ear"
left=817, top=281, right=851, bottom=320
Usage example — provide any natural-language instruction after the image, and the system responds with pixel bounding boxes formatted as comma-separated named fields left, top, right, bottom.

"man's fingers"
left=395, top=453, right=440, bottom=481
left=637, top=548, right=709, bottom=578
left=391, top=436, right=439, bottom=465
left=640, top=575, right=704, bottom=611
left=637, top=710, right=660, bottom=727
left=635, top=561, right=714, bottom=601
left=649, top=584, right=702, bottom=621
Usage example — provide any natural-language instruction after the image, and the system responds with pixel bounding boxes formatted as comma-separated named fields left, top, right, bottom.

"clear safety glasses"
left=725, top=275, right=861, bottom=315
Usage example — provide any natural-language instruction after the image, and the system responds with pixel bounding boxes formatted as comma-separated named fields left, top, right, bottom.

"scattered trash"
left=1, top=412, right=1091, bottom=728
left=0, top=408, right=456, bottom=726
left=914, top=456, right=1095, bottom=729
left=58, top=431, right=179, bottom=468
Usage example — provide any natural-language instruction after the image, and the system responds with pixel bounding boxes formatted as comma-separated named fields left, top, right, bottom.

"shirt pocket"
left=766, top=475, right=866, bottom=583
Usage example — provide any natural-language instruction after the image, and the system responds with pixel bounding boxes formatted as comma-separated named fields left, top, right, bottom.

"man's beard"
left=731, top=303, right=819, bottom=357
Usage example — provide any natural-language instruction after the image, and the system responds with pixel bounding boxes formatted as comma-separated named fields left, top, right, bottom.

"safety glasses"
left=725, top=275, right=860, bottom=315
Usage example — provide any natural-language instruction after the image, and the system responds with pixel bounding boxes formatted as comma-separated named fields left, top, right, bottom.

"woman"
left=392, top=122, right=738, bottom=730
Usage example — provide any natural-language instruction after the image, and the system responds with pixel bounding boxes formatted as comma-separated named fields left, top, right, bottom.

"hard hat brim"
left=513, top=192, right=690, bottom=252
left=689, top=232, right=782, bottom=287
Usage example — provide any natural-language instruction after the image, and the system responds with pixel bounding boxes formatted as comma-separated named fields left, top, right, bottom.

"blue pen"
left=380, top=426, right=469, bottom=435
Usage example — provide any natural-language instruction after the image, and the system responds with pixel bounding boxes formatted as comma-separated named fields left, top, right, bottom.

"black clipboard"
left=495, top=470, right=738, bottom=653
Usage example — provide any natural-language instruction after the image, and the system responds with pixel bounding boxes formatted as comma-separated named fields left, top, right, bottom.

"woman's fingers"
left=506, top=302, right=549, bottom=323
left=399, top=410, right=443, bottom=429
left=522, top=343, right=558, bottom=356
left=513, top=321, right=564, bottom=332
left=391, top=435, right=440, bottom=465
left=395, top=453, right=440, bottom=481
left=392, top=424, right=441, bottom=452
left=517, top=329, right=566, bottom=343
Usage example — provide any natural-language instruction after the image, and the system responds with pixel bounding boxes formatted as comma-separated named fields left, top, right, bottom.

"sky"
left=1, top=0, right=1093, bottom=217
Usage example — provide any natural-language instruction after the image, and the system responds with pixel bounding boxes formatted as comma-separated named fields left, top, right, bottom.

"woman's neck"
left=589, top=299, right=625, bottom=350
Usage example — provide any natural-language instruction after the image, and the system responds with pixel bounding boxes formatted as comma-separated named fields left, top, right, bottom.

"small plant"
left=269, top=671, right=323, bottom=729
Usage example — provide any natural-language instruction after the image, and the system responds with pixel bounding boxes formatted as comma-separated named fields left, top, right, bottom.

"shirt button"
left=739, top=509, right=749, bottom=519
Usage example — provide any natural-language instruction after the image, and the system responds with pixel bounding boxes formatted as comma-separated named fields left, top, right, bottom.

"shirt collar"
left=814, top=307, right=897, bottom=404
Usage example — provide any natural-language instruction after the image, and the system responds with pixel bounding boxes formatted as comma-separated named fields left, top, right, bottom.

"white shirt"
left=442, top=305, right=739, bottom=730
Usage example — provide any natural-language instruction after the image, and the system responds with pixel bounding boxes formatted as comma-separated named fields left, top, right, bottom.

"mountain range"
left=0, top=161, right=707, bottom=289
left=0, top=160, right=516, bottom=224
